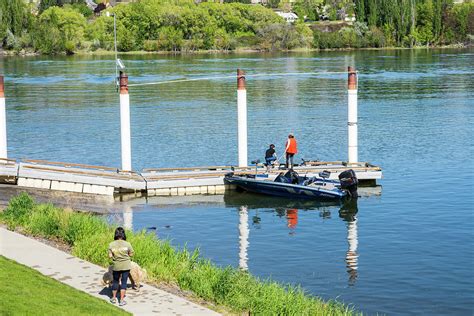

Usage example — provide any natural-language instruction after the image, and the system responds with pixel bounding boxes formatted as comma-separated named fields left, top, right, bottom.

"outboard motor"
left=338, top=169, right=359, bottom=198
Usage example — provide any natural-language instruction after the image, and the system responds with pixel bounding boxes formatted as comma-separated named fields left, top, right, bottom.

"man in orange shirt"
left=285, top=133, right=298, bottom=169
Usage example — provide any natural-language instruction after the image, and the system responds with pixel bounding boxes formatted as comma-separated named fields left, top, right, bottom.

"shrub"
left=1, top=192, right=35, bottom=229
left=25, top=204, right=61, bottom=238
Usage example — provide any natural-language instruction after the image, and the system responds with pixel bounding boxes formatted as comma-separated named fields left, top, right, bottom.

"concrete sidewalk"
left=0, top=228, right=220, bottom=316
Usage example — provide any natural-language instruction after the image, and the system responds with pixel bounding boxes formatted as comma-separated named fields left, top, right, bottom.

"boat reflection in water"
left=225, top=191, right=359, bottom=283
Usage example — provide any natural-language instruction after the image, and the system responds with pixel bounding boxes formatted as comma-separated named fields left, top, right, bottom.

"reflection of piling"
left=347, top=67, right=358, bottom=164
left=119, top=71, right=132, bottom=171
left=346, top=216, right=358, bottom=285
left=123, top=206, right=133, bottom=230
left=0, top=76, right=7, bottom=159
left=237, top=69, right=247, bottom=167
left=238, top=205, right=249, bottom=271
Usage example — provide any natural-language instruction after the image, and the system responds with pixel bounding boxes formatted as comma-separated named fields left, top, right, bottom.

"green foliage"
left=25, top=204, right=62, bottom=238
left=293, top=0, right=323, bottom=21
left=256, top=23, right=305, bottom=50
left=349, top=0, right=472, bottom=47
left=0, top=0, right=33, bottom=48
left=85, top=0, right=284, bottom=52
left=1, top=192, right=35, bottom=229
left=0, top=193, right=356, bottom=315
left=33, top=6, right=87, bottom=54
left=2, top=0, right=472, bottom=53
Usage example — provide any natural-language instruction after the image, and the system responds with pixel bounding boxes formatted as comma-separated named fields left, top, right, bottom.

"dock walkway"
left=0, top=227, right=220, bottom=316
left=1, top=158, right=382, bottom=196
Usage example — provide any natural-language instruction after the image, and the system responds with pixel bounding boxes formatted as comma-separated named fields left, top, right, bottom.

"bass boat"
left=224, top=169, right=358, bottom=200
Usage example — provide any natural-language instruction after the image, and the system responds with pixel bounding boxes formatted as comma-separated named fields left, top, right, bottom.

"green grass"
left=1, top=193, right=357, bottom=315
left=0, top=255, right=129, bottom=316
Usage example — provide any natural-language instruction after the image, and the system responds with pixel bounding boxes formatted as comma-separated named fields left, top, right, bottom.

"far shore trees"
left=0, top=0, right=472, bottom=54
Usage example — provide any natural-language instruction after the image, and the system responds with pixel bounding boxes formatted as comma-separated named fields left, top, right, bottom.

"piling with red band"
left=237, top=69, right=248, bottom=167
left=347, top=67, right=358, bottom=164
left=0, top=75, right=7, bottom=159
left=0, top=76, right=4, bottom=98
left=119, top=72, right=128, bottom=94
left=119, top=71, right=131, bottom=171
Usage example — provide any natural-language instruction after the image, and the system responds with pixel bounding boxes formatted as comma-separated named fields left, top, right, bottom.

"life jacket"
left=286, top=138, right=297, bottom=154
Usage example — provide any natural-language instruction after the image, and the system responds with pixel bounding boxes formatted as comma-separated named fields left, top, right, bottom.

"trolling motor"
left=338, top=169, right=359, bottom=198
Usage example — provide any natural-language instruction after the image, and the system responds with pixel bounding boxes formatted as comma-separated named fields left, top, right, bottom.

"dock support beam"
left=119, top=71, right=132, bottom=171
left=237, top=69, right=248, bottom=167
left=348, top=67, right=358, bottom=164
left=0, top=76, right=7, bottom=159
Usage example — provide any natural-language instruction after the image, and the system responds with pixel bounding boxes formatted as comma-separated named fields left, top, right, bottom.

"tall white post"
left=119, top=71, right=132, bottom=171
left=348, top=67, right=358, bottom=164
left=238, top=205, right=249, bottom=271
left=0, top=76, right=7, bottom=159
left=237, top=69, right=248, bottom=167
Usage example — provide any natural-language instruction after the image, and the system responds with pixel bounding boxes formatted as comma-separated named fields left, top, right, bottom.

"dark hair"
left=114, top=227, right=126, bottom=241
left=270, top=144, right=275, bottom=148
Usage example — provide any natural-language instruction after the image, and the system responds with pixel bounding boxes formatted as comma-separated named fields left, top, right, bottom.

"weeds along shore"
left=1, top=193, right=356, bottom=315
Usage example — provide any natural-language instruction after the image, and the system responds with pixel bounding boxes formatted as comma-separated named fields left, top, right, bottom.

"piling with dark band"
left=119, top=71, right=128, bottom=95
left=237, top=69, right=245, bottom=90
left=0, top=76, right=4, bottom=98
left=348, top=66, right=357, bottom=90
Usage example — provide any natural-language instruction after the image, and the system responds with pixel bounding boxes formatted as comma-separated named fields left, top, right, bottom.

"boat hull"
left=225, top=176, right=346, bottom=200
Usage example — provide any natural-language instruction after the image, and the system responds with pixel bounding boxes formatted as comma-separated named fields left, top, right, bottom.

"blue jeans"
left=112, top=270, right=130, bottom=291
left=265, top=157, right=276, bottom=165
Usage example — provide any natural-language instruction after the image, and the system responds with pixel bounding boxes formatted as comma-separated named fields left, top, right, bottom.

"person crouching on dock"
left=285, top=133, right=298, bottom=169
left=265, top=144, right=277, bottom=171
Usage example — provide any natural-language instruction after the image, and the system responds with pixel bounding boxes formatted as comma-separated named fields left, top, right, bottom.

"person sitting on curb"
left=108, top=227, right=134, bottom=306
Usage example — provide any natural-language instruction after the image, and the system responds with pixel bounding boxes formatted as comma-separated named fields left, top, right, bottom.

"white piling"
left=347, top=67, right=358, bottom=164
left=0, top=76, right=7, bottom=159
left=237, top=69, right=248, bottom=167
left=119, top=71, right=132, bottom=171
left=238, top=205, right=249, bottom=271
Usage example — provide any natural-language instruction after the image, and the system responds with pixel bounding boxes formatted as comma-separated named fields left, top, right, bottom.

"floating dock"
left=1, top=158, right=382, bottom=196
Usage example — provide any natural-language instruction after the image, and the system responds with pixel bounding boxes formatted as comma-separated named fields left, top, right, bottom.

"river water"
left=1, top=49, right=473, bottom=315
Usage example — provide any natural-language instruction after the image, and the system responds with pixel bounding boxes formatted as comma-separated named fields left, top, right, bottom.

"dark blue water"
left=1, top=49, right=473, bottom=315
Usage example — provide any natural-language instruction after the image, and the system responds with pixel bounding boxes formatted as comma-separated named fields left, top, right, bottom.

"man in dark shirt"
left=265, top=144, right=277, bottom=171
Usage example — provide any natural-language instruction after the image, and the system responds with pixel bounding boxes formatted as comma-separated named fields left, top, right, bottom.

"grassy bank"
left=0, top=255, right=129, bottom=316
left=1, top=193, right=356, bottom=315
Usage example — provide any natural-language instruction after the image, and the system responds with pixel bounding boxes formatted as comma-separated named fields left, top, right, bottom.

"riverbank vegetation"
left=0, top=255, right=130, bottom=315
left=0, top=0, right=472, bottom=54
left=0, top=193, right=357, bottom=315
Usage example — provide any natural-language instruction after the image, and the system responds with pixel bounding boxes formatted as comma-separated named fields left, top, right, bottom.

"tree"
left=34, top=6, right=87, bottom=53
left=0, top=0, right=32, bottom=49
left=366, top=0, right=378, bottom=26
left=354, top=0, right=365, bottom=22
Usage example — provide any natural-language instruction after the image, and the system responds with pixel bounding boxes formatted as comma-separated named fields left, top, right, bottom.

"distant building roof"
left=276, top=12, right=299, bottom=23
